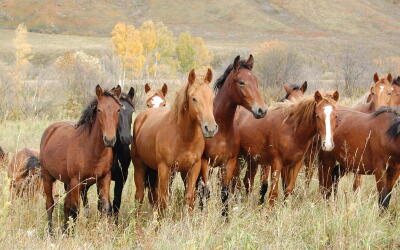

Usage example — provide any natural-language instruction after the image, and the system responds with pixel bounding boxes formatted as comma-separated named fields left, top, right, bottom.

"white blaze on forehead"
left=151, top=95, right=164, bottom=108
left=323, top=105, right=334, bottom=150
left=379, top=86, right=384, bottom=94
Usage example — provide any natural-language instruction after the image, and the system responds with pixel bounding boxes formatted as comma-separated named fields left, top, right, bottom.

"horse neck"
left=213, top=86, right=237, bottom=131
left=292, top=116, right=317, bottom=145
left=175, top=109, right=202, bottom=142
left=85, top=118, right=109, bottom=157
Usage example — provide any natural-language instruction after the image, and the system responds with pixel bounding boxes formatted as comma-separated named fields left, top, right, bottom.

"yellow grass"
left=1, top=118, right=400, bottom=249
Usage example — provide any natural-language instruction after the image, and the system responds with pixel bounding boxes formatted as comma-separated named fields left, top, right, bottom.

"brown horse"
left=8, top=148, right=41, bottom=198
left=145, top=83, right=168, bottom=108
left=389, top=76, right=400, bottom=107
left=304, top=73, right=394, bottom=189
left=238, top=91, right=339, bottom=205
left=199, top=55, right=267, bottom=216
left=40, top=85, right=121, bottom=234
left=318, top=107, right=400, bottom=209
left=280, top=81, right=307, bottom=102
left=132, top=69, right=217, bottom=213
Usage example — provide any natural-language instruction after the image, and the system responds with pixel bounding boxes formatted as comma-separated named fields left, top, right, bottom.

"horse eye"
left=192, top=97, right=197, bottom=102
left=388, top=93, right=392, bottom=96
left=238, top=81, right=245, bottom=86
left=316, top=115, right=320, bottom=119
left=117, top=109, right=120, bottom=113
left=97, top=108, right=101, bottom=112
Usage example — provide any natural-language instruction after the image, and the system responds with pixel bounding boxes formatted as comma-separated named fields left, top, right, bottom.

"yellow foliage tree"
left=14, top=23, right=32, bottom=85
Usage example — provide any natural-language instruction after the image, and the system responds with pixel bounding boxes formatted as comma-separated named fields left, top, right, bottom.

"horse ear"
left=128, top=87, right=135, bottom=100
left=205, top=68, right=213, bottom=84
left=233, top=55, right=241, bottom=71
left=113, top=85, right=122, bottom=98
left=332, top=91, right=339, bottom=102
left=161, top=83, right=168, bottom=96
left=283, top=84, right=292, bottom=94
left=188, top=69, right=196, bottom=85
left=373, top=72, right=379, bottom=83
left=301, top=81, right=308, bottom=93
left=246, top=54, right=254, bottom=70
left=145, top=83, right=151, bottom=93
left=314, top=91, right=322, bottom=103
left=387, top=73, right=393, bottom=83
left=95, top=84, right=103, bottom=98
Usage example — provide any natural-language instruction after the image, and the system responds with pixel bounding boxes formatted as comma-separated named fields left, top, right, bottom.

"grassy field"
left=1, top=118, right=400, bottom=249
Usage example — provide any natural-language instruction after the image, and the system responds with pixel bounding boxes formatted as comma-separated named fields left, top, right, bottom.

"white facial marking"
left=379, top=86, right=384, bottom=94
left=323, top=105, right=334, bottom=151
left=151, top=96, right=164, bottom=108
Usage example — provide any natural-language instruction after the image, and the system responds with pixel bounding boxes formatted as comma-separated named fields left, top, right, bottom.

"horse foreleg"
left=80, top=185, right=90, bottom=217
left=259, top=164, right=270, bottom=204
left=380, top=162, right=400, bottom=210
left=112, top=168, right=128, bottom=218
left=43, top=170, right=55, bottom=236
left=284, top=160, right=303, bottom=199
left=185, top=161, right=201, bottom=213
left=243, top=157, right=258, bottom=195
left=133, top=157, right=146, bottom=208
left=221, top=157, right=237, bottom=217
left=269, top=158, right=283, bottom=206
left=63, top=178, right=80, bottom=234
left=353, top=174, right=362, bottom=191
left=197, top=158, right=210, bottom=209
left=157, top=162, right=170, bottom=215
left=97, top=172, right=112, bottom=217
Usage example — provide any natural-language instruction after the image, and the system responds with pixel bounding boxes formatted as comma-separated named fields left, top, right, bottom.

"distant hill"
left=0, top=0, right=399, bottom=63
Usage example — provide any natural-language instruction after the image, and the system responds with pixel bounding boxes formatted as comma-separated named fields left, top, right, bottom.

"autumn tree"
left=14, top=23, right=32, bottom=86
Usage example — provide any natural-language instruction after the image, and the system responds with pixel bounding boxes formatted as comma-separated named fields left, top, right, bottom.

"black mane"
left=373, top=106, right=400, bottom=138
left=213, top=60, right=251, bottom=93
left=120, top=93, right=135, bottom=109
left=76, top=91, right=120, bottom=129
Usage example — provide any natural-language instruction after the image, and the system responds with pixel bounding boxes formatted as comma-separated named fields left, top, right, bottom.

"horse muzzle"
left=251, top=105, right=267, bottom=119
left=321, top=140, right=335, bottom=151
left=119, top=134, right=133, bottom=145
left=201, top=122, right=218, bottom=139
left=103, top=136, right=117, bottom=147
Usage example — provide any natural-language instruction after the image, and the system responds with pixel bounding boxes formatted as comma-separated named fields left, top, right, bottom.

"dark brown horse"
left=238, top=91, right=339, bottom=205
left=318, top=107, right=400, bottom=209
left=40, top=85, right=121, bottom=234
left=79, top=87, right=135, bottom=219
left=304, top=73, right=394, bottom=189
left=199, top=55, right=267, bottom=216
left=145, top=83, right=168, bottom=108
left=8, top=148, right=41, bottom=198
left=132, top=69, right=217, bottom=213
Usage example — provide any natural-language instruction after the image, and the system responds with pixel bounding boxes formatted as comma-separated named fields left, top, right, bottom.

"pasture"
left=1, top=114, right=400, bottom=249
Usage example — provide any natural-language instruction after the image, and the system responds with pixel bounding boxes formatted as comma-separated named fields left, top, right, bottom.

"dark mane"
left=214, top=60, right=251, bottom=93
left=76, top=91, right=120, bottom=129
left=372, top=106, right=400, bottom=138
left=393, top=76, right=400, bottom=86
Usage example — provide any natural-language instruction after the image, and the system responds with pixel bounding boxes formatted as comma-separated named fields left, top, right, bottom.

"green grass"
left=1, top=119, right=400, bottom=248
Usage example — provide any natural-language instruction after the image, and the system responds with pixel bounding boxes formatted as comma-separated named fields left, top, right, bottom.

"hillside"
left=0, top=0, right=400, bottom=65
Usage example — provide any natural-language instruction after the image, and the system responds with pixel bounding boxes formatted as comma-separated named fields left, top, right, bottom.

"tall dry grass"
left=1, top=119, right=400, bottom=249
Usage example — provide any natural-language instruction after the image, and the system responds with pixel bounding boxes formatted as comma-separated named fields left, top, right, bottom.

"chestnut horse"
left=40, top=85, right=121, bottom=234
left=145, top=83, right=168, bottom=108
left=132, top=69, right=217, bottom=213
left=279, top=81, right=307, bottom=102
left=8, top=148, right=41, bottom=198
left=238, top=91, right=339, bottom=205
left=199, top=55, right=267, bottom=216
left=79, top=87, right=135, bottom=218
left=304, top=73, right=393, bottom=189
left=319, top=107, right=400, bottom=209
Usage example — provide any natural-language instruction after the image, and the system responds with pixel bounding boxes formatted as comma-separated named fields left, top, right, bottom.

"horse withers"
left=132, top=69, right=217, bottom=214
left=40, top=85, right=122, bottom=234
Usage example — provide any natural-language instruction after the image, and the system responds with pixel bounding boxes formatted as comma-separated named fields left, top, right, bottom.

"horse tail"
left=144, top=167, right=157, bottom=190
left=25, top=154, right=41, bottom=177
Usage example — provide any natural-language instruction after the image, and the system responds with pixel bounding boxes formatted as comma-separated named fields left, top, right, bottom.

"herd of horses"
left=4, top=54, right=400, bottom=235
